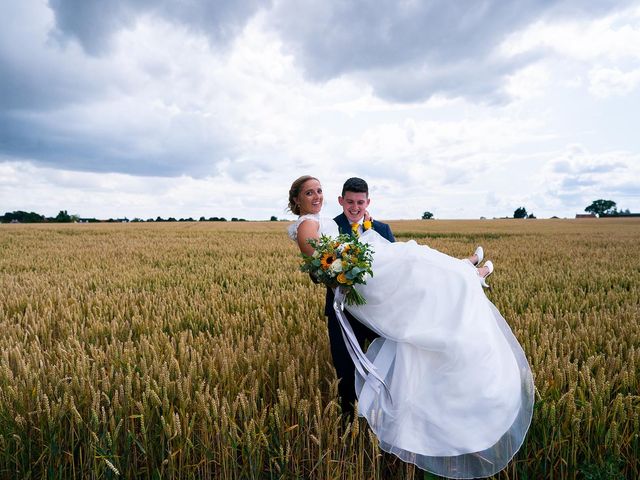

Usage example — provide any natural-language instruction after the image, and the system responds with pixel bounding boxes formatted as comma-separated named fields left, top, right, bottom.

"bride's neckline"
left=298, top=213, right=320, bottom=220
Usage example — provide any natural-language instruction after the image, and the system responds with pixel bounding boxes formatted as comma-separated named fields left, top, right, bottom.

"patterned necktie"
left=351, top=222, right=360, bottom=238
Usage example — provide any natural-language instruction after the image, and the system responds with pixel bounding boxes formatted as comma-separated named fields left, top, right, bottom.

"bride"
left=287, top=176, right=534, bottom=479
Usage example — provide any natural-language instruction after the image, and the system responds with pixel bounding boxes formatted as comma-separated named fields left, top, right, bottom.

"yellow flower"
left=320, top=252, right=336, bottom=270
left=337, top=272, right=351, bottom=285
left=363, top=220, right=372, bottom=231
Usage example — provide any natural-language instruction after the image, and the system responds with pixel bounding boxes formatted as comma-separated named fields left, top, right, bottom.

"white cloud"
left=502, top=6, right=640, bottom=62
left=504, top=64, right=551, bottom=100
left=541, top=146, right=640, bottom=212
left=588, top=67, right=640, bottom=97
left=0, top=160, right=293, bottom=220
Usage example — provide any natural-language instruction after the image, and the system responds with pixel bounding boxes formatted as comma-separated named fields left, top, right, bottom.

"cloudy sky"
left=1, top=0, right=639, bottom=220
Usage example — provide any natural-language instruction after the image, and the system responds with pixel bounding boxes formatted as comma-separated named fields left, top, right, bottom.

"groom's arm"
left=374, top=221, right=395, bottom=242
left=385, top=224, right=396, bottom=242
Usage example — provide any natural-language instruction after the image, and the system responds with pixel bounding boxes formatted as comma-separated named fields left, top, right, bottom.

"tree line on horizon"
left=0, top=210, right=254, bottom=224
left=511, top=199, right=634, bottom=219
left=2, top=199, right=636, bottom=224
left=420, top=199, right=635, bottom=220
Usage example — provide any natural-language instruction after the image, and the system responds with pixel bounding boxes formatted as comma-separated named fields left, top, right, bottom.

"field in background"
left=1, top=219, right=638, bottom=479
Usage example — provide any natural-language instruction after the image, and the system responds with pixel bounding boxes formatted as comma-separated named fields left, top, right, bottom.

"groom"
left=326, top=177, right=395, bottom=417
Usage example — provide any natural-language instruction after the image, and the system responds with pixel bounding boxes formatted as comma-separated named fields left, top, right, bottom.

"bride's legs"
left=462, top=246, right=483, bottom=266
left=477, top=265, right=491, bottom=278
left=477, top=260, right=494, bottom=288
left=461, top=246, right=493, bottom=286
left=468, top=246, right=483, bottom=266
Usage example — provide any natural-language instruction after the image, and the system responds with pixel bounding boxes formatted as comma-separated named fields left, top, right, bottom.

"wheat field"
left=0, top=218, right=638, bottom=479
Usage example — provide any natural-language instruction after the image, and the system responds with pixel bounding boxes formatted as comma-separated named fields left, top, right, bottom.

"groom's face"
left=338, top=191, right=371, bottom=223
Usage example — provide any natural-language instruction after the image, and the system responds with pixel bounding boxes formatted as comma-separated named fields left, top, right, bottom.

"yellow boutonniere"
left=363, top=220, right=372, bottom=231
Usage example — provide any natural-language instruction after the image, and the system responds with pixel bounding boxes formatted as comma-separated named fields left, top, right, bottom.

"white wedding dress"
left=289, top=215, right=534, bottom=479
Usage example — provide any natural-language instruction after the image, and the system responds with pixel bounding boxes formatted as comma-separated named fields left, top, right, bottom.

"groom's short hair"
left=342, top=177, right=369, bottom=197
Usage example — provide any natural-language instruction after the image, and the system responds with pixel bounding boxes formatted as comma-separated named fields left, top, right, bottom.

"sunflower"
left=320, top=252, right=336, bottom=270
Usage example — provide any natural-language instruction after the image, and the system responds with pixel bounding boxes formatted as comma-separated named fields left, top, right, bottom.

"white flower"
left=330, top=259, right=343, bottom=273
left=312, top=250, right=320, bottom=258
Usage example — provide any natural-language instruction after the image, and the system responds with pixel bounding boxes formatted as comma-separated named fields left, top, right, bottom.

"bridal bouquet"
left=300, top=234, right=374, bottom=305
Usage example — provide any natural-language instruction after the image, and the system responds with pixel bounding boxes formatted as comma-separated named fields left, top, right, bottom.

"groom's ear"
left=338, top=196, right=345, bottom=206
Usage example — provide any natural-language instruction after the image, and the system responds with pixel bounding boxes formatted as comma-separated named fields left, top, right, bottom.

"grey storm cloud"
left=49, top=0, right=633, bottom=93
left=0, top=1, right=250, bottom=177
left=0, top=0, right=636, bottom=179
left=48, top=0, right=270, bottom=55
left=0, top=109, right=237, bottom=177
left=269, top=0, right=634, bottom=102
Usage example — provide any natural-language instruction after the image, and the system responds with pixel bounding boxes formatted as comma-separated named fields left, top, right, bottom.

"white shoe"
left=479, top=261, right=493, bottom=288
left=473, top=246, right=484, bottom=266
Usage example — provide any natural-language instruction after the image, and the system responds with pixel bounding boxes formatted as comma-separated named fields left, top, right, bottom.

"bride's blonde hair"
left=288, top=175, right=319, bottom=215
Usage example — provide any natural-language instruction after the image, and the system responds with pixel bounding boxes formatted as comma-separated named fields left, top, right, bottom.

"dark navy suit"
left=325, top=213, right=395, bottom=416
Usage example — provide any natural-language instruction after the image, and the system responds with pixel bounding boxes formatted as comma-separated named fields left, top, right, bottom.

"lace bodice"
left=288, top=214, right=339, bottom=241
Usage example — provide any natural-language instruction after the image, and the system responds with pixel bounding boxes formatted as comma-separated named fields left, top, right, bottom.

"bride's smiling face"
left=297, top=179, right=323, bottom=215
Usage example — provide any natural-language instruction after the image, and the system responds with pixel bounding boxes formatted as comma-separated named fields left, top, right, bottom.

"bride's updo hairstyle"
left=288, top=175, right=318, bottom=215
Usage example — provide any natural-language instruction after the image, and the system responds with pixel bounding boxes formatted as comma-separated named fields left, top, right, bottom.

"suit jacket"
left=324, top=213, right=395, bottom=316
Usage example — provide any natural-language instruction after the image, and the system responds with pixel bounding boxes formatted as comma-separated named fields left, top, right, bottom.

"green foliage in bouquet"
left=299, top=234, right=374, bottom=305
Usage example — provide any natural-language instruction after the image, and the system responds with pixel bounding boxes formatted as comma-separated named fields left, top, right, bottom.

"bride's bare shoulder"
left=297, top=217, right=319, bottom=235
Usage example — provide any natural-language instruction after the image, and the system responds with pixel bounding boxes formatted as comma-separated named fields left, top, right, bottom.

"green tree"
left=54, top=210, right=72, bottom=223
left=585, top=199, right=617, bottom=217
left=421, top=211, right=434, bottom=220
left=1, top=211, right=46, bottom=223
left=270, top=215, right=278, bottom=221
left=514, top=207, right=528, bottom=219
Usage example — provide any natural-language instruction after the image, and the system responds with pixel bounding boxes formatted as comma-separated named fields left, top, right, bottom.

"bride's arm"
left=296, top=219, right=319, bottom=256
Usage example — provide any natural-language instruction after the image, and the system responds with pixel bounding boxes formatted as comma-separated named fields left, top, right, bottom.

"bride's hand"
left=364, top=211, right=372, bottom=222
